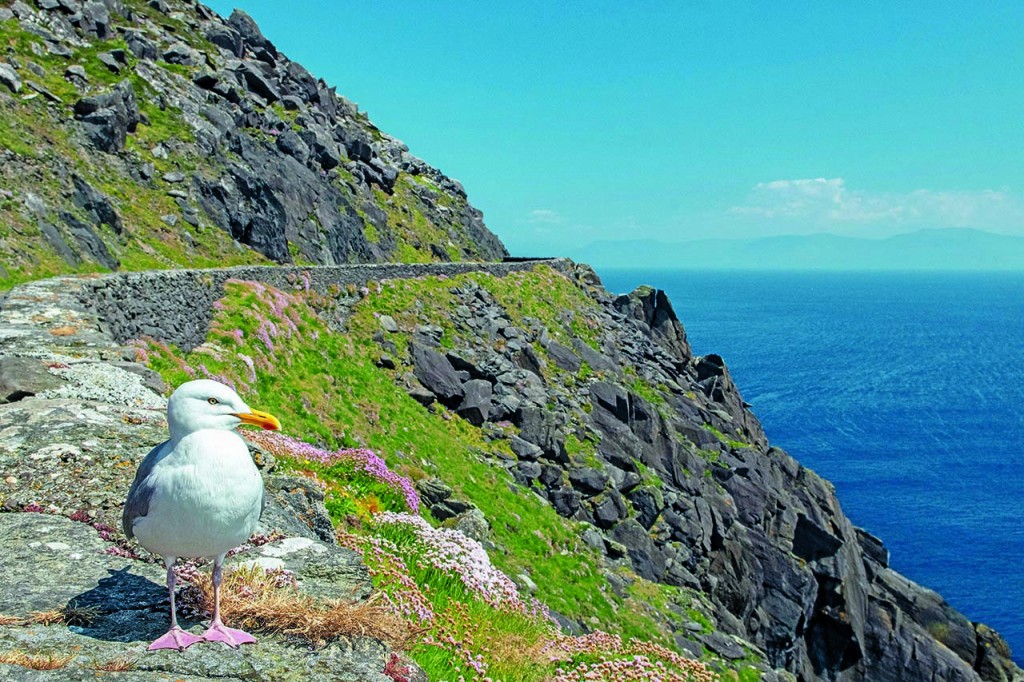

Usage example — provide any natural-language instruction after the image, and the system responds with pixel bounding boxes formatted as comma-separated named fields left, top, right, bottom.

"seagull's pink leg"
left=201, top=556, right=256, bottom=648
left=149, top=558, right=203, bottom=651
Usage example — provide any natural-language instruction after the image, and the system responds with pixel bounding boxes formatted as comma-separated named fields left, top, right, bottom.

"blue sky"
left=204, top=1, right=1024, bottom=256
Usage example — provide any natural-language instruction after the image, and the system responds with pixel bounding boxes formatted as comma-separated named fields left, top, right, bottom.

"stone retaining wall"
left=79, top=259, right=572, bottom=350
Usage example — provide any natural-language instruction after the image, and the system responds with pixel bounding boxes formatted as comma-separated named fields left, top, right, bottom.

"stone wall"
left=79, top=258, right=571, bottom=351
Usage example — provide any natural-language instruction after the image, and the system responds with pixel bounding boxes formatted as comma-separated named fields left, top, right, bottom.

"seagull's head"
left=167, top=379, right=281, bottom=440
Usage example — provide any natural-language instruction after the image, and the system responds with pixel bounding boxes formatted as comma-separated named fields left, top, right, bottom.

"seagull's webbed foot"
left=148, top=626, right=203, bottom=651
left=202, top=622, right=256, bottom=648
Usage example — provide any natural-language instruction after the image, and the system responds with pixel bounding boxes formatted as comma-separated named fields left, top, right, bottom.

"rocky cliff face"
left=0, top=0, right=507, bottom=288
left=5, top=261, right=1014, bottom=681
left=356, top=264, right=1023, bottom=682
left=1, top=1, right=1021, bottom=680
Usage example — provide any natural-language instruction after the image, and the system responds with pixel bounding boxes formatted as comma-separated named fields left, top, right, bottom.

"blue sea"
left=599, top=269, right=1024, bottom=663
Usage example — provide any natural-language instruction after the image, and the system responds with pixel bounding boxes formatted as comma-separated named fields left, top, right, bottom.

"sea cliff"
left=0, top=1, right=1020, bottom=680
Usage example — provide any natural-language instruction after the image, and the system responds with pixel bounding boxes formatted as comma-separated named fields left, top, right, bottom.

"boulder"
left=456, top=378, right=492, bottom=426
left=72, top=79, right=138, bottom=152
left=549, top=486, right=581, bottom=518
left=593, top=491, right=627, bottom=529
left=0, top=63, right=21, bottom=93
left=60, top=212, right=119, bottom=269
left=568, top=467, right=609, bottom=496
left=546, top=340, right=581, bottom=372
left=452, top=508, right=489, bottom=543
left=609, top=518, right=664, bottom=581
left=71, top=174, right=122, bottom=233
left=509, top=435, right=542, bottom=461
left=628, top=485, right=664, bottom=530
left=236, top=61, right=281, bottom=103
left=205, top=23, right=243, bottom=57
left=123, top=29, right=158, bottom=59
left=162, top=41, right=202, bottom=66
left=410, top=342, right=463, bottom=406
left=228, top=9, right=277, bottom=57
left=0, top=356, right=62, bottom=403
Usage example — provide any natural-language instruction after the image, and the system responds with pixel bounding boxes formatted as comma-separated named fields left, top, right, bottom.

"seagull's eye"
left=207, top=397, right=219, bottom=405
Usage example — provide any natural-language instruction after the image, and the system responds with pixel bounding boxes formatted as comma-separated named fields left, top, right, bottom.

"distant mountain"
left=574, top=228, right=1024, bottom=271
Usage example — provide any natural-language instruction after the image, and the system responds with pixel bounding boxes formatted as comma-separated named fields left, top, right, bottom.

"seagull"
left=122, top=379, right=281, bottom=651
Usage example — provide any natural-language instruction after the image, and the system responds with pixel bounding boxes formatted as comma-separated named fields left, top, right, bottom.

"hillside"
left=0, top=0, right=505, bottom=290
left=0, top=1, right=1021, bottom=681
left=575, top=228, right=1024, bottom=271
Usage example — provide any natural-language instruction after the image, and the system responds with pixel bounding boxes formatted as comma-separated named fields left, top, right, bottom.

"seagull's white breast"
left=132, top=429, right=263, bottom=559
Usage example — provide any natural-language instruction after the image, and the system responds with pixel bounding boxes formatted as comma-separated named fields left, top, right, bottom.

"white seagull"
left=123, top=379, right=281, bottom=651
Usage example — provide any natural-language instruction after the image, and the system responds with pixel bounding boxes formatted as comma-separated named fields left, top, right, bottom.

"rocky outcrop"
left=29, top=261, right=1022, bottom=682
left=0, top=0, right=508, bottom=285
left=0, top=277, right=414, bottom=681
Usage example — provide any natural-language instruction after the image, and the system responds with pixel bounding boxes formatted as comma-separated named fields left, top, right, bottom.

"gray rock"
left=38, top=221, right=81, bottom=265
left=546, top=340, right=581, bottom=372
left=628, top=485, right=664, bottom=530
left=456, top=378, right=492, bottom=426
left=205, top=23, right=243, bottom=57
left=61, top=212, right=119, bottom=269
left=593, top=492, right=627, bottom=528
left=549, top=486, right=581, bottom=517
left=97, top=50, right=123, bottom=73
left=72, top=79, right=138, bottom=153
left=568, top=467, right=609, bottom=496
left=0, top=63, right=22, bottom=93
left=162, top=41, right=201, bottom=66
left=514, top=460, right=542, bottom=483
left=574, top=338, right=617, bottom=372
left=276, top=129, right=309, bottom=163
left=410, top=342, right=463, bottom=406
left=79, top=1, right=111, bottom=38
left=609, top=518, right=663, bottom=581
left=236, top=61, right=280, bottom=102
left=64, top=64, right=87, bottom=83
left=228, top=8, right=277, bottom=56
left=123, top=29, right=158, bottom=60
left=71, top=174, right=122, bottom=233
left=0, top=355, right=62, bottom=402
left=509, top=435, right=542, bottom=461
left=701, top=631, right=747, bottom=660
left=452, top=508, right=489, bottom=543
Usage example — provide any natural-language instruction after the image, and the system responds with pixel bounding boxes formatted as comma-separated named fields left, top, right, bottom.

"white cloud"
left=727, top=178, right=1024, bottom=235
left=526, top=209, right=564, bottom=225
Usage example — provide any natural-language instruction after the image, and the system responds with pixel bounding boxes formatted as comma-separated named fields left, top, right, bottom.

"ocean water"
left=598, top=269, right=1024, bottom=663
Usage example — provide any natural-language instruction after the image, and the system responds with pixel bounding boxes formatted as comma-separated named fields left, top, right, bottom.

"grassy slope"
left=0, top=3, right=495, bottom=291
left=0, top=16, right=273, bottom=289
left=139, top=267, right=762, bottom=679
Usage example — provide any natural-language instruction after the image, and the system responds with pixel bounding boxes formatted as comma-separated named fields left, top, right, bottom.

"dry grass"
left=92, top=657, right=137, bottom=672
left=0, top=606, right=99, bottom=628
left=185, top=565, right=414, bottom=648
left=48, top=325, right=78, bottom=336
left=0, top=650, right=74, bottom=670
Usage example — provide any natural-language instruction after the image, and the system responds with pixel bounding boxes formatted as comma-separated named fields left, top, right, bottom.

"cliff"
left=0, top=0, right=506, bottom=291
left=0, top=1, right=1021, bottom=681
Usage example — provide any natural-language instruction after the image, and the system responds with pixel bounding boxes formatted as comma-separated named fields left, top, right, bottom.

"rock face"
left=0, top=0, right=508, bottom=285
left=27, top=262, right=1023, bottom=682
left=0, top=277, right=412, bottom=681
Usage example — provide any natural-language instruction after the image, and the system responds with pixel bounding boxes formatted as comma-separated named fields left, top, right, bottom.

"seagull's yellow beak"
left=233, top=409, right=281, bottom=431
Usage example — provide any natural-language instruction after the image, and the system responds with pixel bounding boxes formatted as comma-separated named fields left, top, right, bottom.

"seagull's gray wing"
left=122, top=440, right=170, bottom=539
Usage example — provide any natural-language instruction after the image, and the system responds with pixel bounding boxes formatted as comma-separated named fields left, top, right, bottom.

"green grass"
left=703, top=424, right=751, bottom=450
left=139, top=274, right=698, bottom=651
